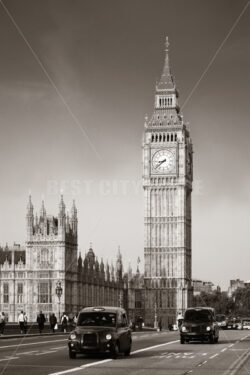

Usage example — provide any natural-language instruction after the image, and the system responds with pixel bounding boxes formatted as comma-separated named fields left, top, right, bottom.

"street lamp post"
left=154, top=302, right=158, bottom=329
left=55, top=281, right=63, bottom=321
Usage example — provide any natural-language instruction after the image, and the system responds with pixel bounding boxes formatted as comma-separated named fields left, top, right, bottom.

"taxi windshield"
left=184, top=309, right=214, bottom=322
left=216, top=315, right=226, bottom=322
left=77, top=312, right=116, bottom=327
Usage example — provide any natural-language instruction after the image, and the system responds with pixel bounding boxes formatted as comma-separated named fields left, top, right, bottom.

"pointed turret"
left=40, top=200, right=46, bottom=218
left=70, top=200, right=78, bottom=235
left=26, top=195, right=34, bottom=239
left=58, top=194, right=66, bottom=239
left=116, top=246, right=123, bottom=282
left=27, top=195, right=33, bottom=214
left=66, top=211, right=70, bottom=233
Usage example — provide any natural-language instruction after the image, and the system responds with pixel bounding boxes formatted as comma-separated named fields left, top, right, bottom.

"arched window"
left=155, top=134, right=158, bottom=142
left=167, top=134, right=170, bottom=142
left=159, top=134, right=162, bottom=142
left=171, top=134, right=173, bottom=142
left=163, top=134, right=166, bottom=142
left=151, top=134, right=154, bottom=142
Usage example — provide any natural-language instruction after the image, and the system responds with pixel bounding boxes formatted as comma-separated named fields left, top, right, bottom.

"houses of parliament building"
left=0, top=38, right=193, bottom=326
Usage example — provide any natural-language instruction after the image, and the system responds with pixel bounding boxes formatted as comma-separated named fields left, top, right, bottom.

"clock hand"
left=156, top=158, right=166, bottom=168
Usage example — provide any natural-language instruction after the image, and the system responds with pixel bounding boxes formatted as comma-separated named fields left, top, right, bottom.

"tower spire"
left=156, top=36, right=175, bottom=92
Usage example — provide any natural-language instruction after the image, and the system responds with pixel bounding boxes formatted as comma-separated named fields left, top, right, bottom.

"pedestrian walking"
left=0, top=312, right=6, bottom=335
left=158, top=318, right=162, bottom=332
left=18, top=310, right=25, bottom=334
left=49, top=313, right=57, bottom=333
left=23, top=312, right=28, bottom=334
left=61, top=312, right=68, bottom=333
left=37, top=311, right=46, bottom=334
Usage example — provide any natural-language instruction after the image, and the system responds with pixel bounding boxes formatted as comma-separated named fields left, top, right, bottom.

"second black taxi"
left=68, top=306, right=132, bottom=359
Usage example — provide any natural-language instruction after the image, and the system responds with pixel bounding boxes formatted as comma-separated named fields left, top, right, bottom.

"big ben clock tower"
left=143, top=37, right=193, bottom=326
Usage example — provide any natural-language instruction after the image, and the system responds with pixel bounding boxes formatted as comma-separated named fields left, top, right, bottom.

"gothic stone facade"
left=142, top=37, right=193, bottom=327
left=0, top=196, right=126, bottom=322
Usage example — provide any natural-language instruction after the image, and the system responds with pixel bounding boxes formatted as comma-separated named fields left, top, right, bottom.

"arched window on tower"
left=155, top=134, right=158, bottom=142
left=171, top=134, right=173, bottom=142
left=159, top=134, right=162, bottom=142
left=151, top=134, right=154, bottom=142
left=163, top=134, right=166, bottom=142
left=167, top=134, right=170, bottom=142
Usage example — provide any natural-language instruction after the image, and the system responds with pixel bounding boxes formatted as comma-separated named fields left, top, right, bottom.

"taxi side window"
left=117, top=312, right=128, bottom=327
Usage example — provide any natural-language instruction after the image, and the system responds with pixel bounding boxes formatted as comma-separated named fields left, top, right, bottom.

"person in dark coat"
left=49, top=313, right=57, bottom=333
left=37, top=311, right=46, bottom=334
left=61, top=312, right=69, bottom=333
left=0, top=312, right=6, bottom=335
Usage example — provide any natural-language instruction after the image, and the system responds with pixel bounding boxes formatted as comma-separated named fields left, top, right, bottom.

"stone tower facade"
left=25, top=195, right=78, bottom=322
left=143, top=37, right=193, bottom=326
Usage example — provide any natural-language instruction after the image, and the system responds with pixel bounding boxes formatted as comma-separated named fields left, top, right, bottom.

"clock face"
left=152, top=149, right=175, bottom=173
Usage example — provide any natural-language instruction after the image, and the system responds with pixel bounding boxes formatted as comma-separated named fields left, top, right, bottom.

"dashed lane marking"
left=210, top=353, right=219, bottom=359
left=17, top=350, right=39, bottom=355
left=35, top=350, right=58, bottom=355
left=51, top=346, right=66, bottom=350
left=221, top=348, right=228, bottom=352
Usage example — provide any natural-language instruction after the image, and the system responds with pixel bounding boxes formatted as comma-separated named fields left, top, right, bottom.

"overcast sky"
left=0, top=0, right=249, bottom=289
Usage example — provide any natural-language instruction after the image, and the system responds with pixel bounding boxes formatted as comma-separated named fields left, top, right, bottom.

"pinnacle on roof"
left=40, top=200, right=46, bottom=217
left=59, top=194, right=66, bottom=214
left=71, top=199, right=77, bottom=216
left=27, top=195, right=33, bottom=212
left=156, top=36, right=175, bottom=92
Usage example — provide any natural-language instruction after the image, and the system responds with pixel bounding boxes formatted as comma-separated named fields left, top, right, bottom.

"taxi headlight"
left=206, top=326, right=211, bottom=331
left=106, top=333, right=112, bottom=340
left=181, top=326, right=187, bottom=332
left=70, top=333, right=77, bottom=340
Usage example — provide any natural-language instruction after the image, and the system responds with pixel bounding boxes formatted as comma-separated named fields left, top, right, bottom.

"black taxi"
left=180, top=307, right=219, bottom=344
left=68, top=306, right=132, bottom=359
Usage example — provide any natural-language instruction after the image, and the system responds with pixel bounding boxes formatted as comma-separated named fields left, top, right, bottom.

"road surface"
left=0, top=329, right=249, bottom=375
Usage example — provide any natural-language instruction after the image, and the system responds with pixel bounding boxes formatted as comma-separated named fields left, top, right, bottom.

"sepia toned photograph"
left=0, top=0, right=250, bottom=374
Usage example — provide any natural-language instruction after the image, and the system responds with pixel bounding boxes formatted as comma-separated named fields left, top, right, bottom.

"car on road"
left=215, top=314, right=227, bottom=329
left=68, top=306, right=132, bottom=359
left=227, top=317, right=241, bottom=330
left=180, top=307, right=219, bottom=344
left=242, top=319, right=250, bottom=330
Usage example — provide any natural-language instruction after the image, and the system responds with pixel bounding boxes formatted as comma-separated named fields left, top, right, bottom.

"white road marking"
left=210, top=353, right=219, bottom=359
left=51, top=346, right=66, bottom=350
left=228, top=344, right=234, bottom=348
left=49, top=339, right=179, bottom=375
left=131, top=339, right=179, bottom=355
left=0, top=356, right=19, bottom=362
left=221, top=348, right=227, bottom=352
left=0, top=338, right=67, bottom=350
left=35, top=350, right=58, bottom=355
left=17, top=350, right=39, bottom=355
left=80, top=359, right=112, bottom=368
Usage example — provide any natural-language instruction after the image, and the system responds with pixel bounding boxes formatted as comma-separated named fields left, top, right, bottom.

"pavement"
left=0, top=324, right=157, bottom=339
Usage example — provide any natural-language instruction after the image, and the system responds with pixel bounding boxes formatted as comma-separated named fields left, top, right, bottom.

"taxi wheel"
left=69, top=349, right=76, bottom=359
left=209, top=334, right=215, bottom=344
left=112, top=342, right=120, bottom=359
left=124, top=344, right=131, bottom=356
